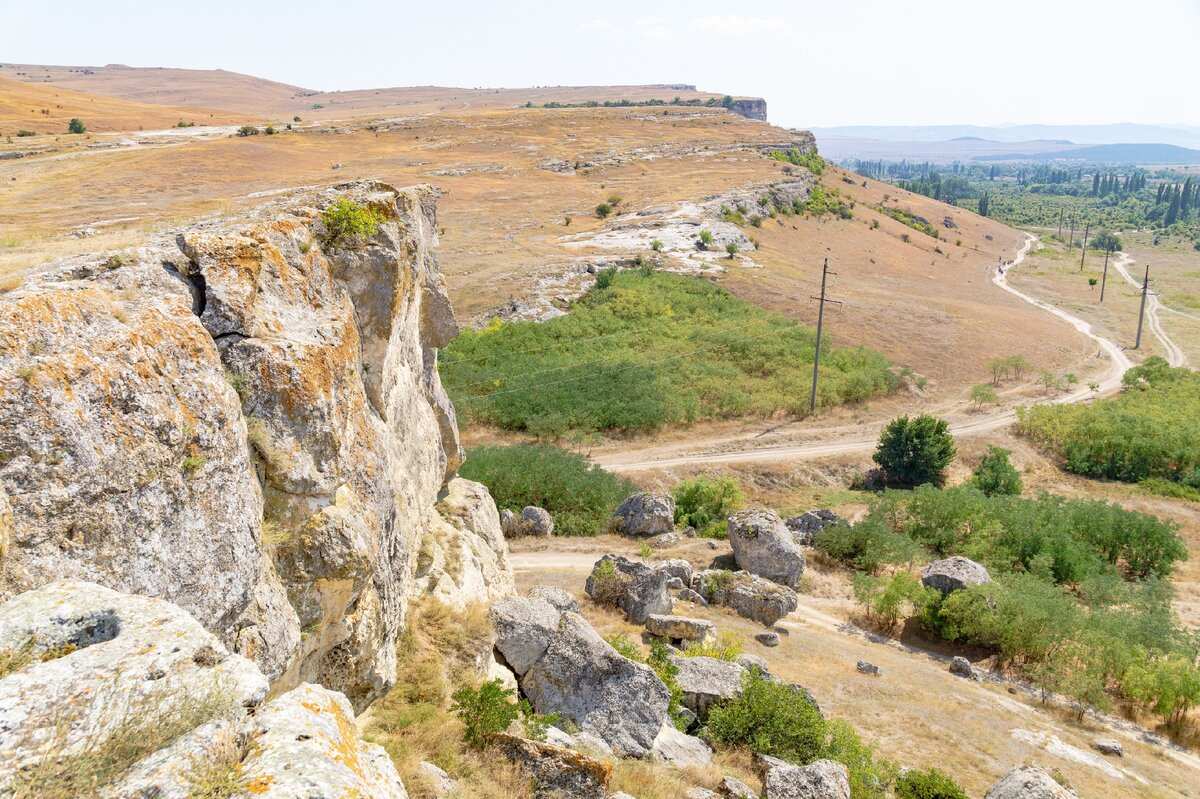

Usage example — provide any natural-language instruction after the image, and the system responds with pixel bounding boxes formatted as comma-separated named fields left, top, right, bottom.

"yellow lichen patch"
left=245, top=774, right=275, bottom=794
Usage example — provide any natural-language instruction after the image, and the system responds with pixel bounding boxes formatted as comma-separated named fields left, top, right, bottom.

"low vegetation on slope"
left=1017, top=357, right=1200, bottom=491
left=442, top=269, right=896, bottom=437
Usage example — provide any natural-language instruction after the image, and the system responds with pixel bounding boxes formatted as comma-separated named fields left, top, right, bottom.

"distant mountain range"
left=975, top=142, right=1200, bottom=164
left=811, top=123, right=1200, bottom=149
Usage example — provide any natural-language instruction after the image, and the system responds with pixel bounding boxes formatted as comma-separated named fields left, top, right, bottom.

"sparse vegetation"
left=320, top=198, right=385, bottom=246
left=672, top=476, right=744, bottom=538
left=681, top=630, right=744, bottom=661
left=769, top=147, right=825, bottom=176
left=450, top=679, right=521, bottom=749
left=595, top=202, right=612, bottom=218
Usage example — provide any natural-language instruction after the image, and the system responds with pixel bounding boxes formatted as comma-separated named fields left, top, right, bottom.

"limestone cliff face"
left=730, top=98, right=768, bottom=122
left=0, top=181, right=511, bottom=709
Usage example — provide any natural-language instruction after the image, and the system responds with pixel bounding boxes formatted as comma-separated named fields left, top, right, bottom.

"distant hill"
left=812, top=123, right=1200, bottom=149
left=976, top=142, right=1200, bottom=164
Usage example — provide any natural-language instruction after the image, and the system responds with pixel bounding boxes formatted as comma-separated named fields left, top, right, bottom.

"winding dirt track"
left=1109, top=252, right=1186, bottom=367
left=594, top=234, right=1133, bottom=473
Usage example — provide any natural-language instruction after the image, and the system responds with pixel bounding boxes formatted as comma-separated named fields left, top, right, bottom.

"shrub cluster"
left=672, top=476, right=744, bottom=538
left=320, top=198, right=385, bottom=246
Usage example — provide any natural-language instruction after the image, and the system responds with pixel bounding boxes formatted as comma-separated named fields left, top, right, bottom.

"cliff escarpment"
left=0, top=181, right=512, bottom=710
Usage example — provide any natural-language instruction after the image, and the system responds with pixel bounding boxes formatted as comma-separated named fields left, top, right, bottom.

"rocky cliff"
left=0, top=181, right=512, bottom=711
left=730, top=98, right=768, bottom=121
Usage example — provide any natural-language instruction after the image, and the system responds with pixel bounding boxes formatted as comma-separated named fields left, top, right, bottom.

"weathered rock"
left=238, top=683, right=409, bottom=798
left=521, top=612, right=671, bottom=758
left=417, top=761, right=455, bottom=796
left=611, top=492, right=676, bottom=536
left=0, top=182, right=501, bottom=709
left=493, top=733, right=612, bottom=799
left=490, top=596, right=563, bottom=675
left=718, top=775, right=760, bottom=798
left=949, top=656, right=980, bottom=680
left=727, top=509, right=806, bottom=588
left=648, top=530, right=683, bottom=548
left=856, top=661, right=882, bottom=676
left=667, top=576, right=686, bottom=589
left=736, top=653, right=772, bottom=676
left=1095, top=738, right=1124, bottom=757
left=921, top=556, right=991, bottom=596
left=784, top=510, right=841, bottom=546
left=414, top=478, right=514, bottom=608
left=645, top=614, right=715, bottom=643
left=650, top=721, right=713, bottom=766
left=757, top=756, right=850, bottom=799
left=696, top=570, right=798, bottom=627
left=503, top=506, right=554, bottom=537
left=586, top=555, right=672, bottom=624
left=527, top=585, right=582, bottom=613
left=0, top=485, right=10, bottom=559
left=671, top=655, right=747, bottom=719
left=755, top=631, right=781, bottom=647
left=655, top=558, right=694, bottom=585
left=677, top=587, right=709, bottom=606
left=982, top=766, right=1073, bottom=799
left=686, top=790, right=720, bottom=799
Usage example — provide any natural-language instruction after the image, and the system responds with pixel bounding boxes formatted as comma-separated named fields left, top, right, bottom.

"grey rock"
left=696, top=570, right=798, bottom=627
left=755, top=631, right=781, bottom=647
left=504, top=506, right=554, bottom=537
left=493, top=733, right=611, bottom=799
left=784, top=510, right=841, bottom=546
left=727, top=509, right=806, bottom=588
left=735, top=653, right=772, bottom=676
left=683, top=526, right=698, bottom=538
left=418, top=761, right=455, bottom=796
left=686, top=790, right=720, bottom=799
left=670, top=655, right=747, bottom=719
left=718, top=775, right=760, bottom=798
left=490, top=596, right=563, bottom=674
left=949, top=656, right=980, bottom=680
left=677, top=587, right=708, bottom=606
left=982, top=766, right=1074, bottom=799
left=856, top=661, right=882, bottom=676
left=666, top=576, right=685, bottom=589
left=522, top=612, right=670, bottom=758
left=586, top=555, right=672, bottom=624
left=757, top=756, right=850, bottom=799
left=648, top=530, right=683, bottom=548
left=645, top=614, right=715, bottom=643
left=612, top=492, right=676, bottom=536
left=1095, top=738, right=1124, bottom=757
left=921, top=556, right=991, bottom=596
left=655, top=558, right=694, bottom=585
left=650, top=722, right=713, bottom=766
left=527, top=585, right=582, bottom=613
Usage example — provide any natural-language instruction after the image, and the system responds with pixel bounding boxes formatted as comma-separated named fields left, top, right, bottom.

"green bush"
left=770, top=147, right=825, bottom=175
left=873, top=414, right=956, bottom=487
left=698, top=229, right=714, bottom=249
left=236, top=125, right=259, bottom=137
left=450, top=679, right=520, bottom=749
left=595, top=202, right=612, bottom=218
left=321, top=198, right=385, bottom=246
left=672, top=476, right=744, bottom=537
left=815, top=517, right=922, bottom=574
left=894, top=767, right=968, bottom=799
left=67, top=118, right=86, bottom=134
left=973, top=445, right=1022, bottom=496
left=443, top=271, right=896, bottom=436
left=459, top=444, right=635, bottom=536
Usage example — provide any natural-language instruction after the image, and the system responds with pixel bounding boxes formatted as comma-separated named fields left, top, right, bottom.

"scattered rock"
left=666, top=576, right=685, bottom=589
left=493, top=732, right=612, bottom=799
left=1095, top=739, right=1124, bottom=757
left=686, top=789, right=720, bottom=799
left=757, top=755, right=850, bottom=799
left=671, top=655, right=747, bottom=719
left=856, top=661, right=882, bottom=676
left=650, top=722, right=713, bottom=766
left=527, top=585, right=582, bottom=613
left=949, top=656, right=980, bottom=680
left=331, top=162, right=343, bottom=169
left=727, top=509, right=806, bottom=588
left=683, top=526, right=698, bottom=537
left=655, top=559, right=694, bottom=585
left=418, top=761, right=456, bottom=796
left=648, top=530, right=683, bottom=548
left=943, top=216, right=958, bottom=229
left=677, top=587, right=708, bottom=606
left=695, top=570, right=798, bottom=627
left=783, top=510, right=842, bottom=546
left=982, top=766, right=1073, bottom=799
left=718, top=775, right=759, bottom=798
left=504, top=506, right=555, bottom=537
left=586, top=555, right=672, bottom=624
left=755, top=631, right=780, bottom=647
left=921, top=556, right=992, bottom=596
left=612, top=492, right=676, bottom=536
left=645, top=613, right=715, bottom=644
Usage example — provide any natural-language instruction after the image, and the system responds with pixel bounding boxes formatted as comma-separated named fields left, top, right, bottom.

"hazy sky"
left=2, top=0, right=1197, bottom=128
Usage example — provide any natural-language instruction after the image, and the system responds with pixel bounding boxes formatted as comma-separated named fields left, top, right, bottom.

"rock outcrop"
left=671, top=655, right=747, bottom=719
left=784, top=510, right=841, bottom=546
left=585, top=555, right=672, bottom=623
left=727, top=509, right=806, bottom=588
left=757, top=756, right=850, bottom=799
left=982, top=766, right=1073, bottom=799
left=730, top=98, right=768, bottom=121
left=493, top=733, right=612, bottom=799
left=0, top=182, right=513, bottom=711
left=695, top=570, right=798, bottom=627
left=611, top=492, right=676, bottom=536
left=921, top=556, right=992, bottom=596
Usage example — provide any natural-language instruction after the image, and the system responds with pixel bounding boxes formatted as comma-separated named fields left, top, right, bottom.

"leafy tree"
left=973, top=445, right=1022, bottom=496
left=321, top=198, right=385, bottom=246
left=450, top=679, right=520, bottom=749
left=1122, top=653, right=1200, bottom=727
left=873, top=414, right=956, bottom=487
left=673, top=476, right=744, bottom=537
left=236, top=125, right=259, bottom=136
left=595, top=202, right=612, bottom=218
left=969, top=383, right=997, bottom=409
left=1091, top=229, right=1122, bottom=252
left=67, top=118, right=86, bottom=134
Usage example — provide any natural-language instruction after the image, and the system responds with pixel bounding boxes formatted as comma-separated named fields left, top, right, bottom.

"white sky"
left=2, top=0, right=1197, bottom=128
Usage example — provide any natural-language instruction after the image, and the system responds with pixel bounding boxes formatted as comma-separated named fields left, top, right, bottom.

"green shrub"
left=650, top=239, right=664, bottom=252
left=459, top=444, right=635, bottom=536
left=769, top=148, right=825, bottom=175
left=518, top=700, right=562, bottom=742
left=595, top=202, right=612, bottom=218
left=698, top=229, right=714, bottom=249
left=894, top=767, right=969, bottom=799
left=873, top=414, right=956, bottom=487
left=321, top=198, right=385, bottom=246
left=816, top=517, right=921, bottom=574
left=705, top=670, right=826, bottom=765
left=972, top=445, right=1022, bottom=496
left=672, top=476, right=744, bottom=537
left=681, top=630, right=744, bottom=661
left=725, top=242, right=739, bottom=258
left=450, top=679, right=520, bottom=749
left=67, top=118, right=86, bottom=134
left=236, top=125, right=258, bottom=137
left=15, top=129, right=36, bottom=137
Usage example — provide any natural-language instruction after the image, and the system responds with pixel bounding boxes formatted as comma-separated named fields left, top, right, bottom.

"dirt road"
left=595, top=235, right=1132, bottom=473
left=1110, top=252, right=1186, bottom=367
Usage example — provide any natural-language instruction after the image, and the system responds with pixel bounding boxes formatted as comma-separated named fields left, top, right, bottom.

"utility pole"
left=1068, top=211, right=1076, bottom=250
left=1057, top=207, right=1064, bottom=239
left=1134, top=264, right=1150, bottom=349
left=1099, top=249, right=1110, bottom=302
left=809, top=258, right=842, bottom=414
left=1079, top=222, right=1090, bottom=271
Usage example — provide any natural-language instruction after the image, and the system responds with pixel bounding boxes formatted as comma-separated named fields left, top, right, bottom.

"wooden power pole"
left=1079, top=222, right=1090, bottom=271
left=809, top=258, right=842, bottom=414
left=1135, top=264, right=1151, bottom=349
left=1068, top=212, right=1076, bottom=249
left=1099, top=249, right=1110, bottom=302
left=1057, top=207, right=1064, bottom=239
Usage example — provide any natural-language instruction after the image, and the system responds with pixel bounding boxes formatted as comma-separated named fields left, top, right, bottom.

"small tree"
left=321, top=198, right=385, bottom=246
left=697, top=230, right=714, bottom=250
left=67, top=118, right=86, bottom=134
left=969, top=383, right=997, bottom=409
left=873, top=414, right=956, bottom=487
left=725, top=242, right=739, bottom=259
left=264, top=125, right=276, bottom=135
left=595, top=202, right=612, bottom=219
left=236, top=125, right=259, bottom=137
left=973, top=445, right=1022, bottom=497
left=450, top=679, right=520, bottom=749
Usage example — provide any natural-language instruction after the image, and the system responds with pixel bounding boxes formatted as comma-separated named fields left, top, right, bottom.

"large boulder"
left=645, top=614, right=715, bottom=644
left=949, top=655, right=980, bottom=680
left=757, top=756, right=850, bottom=799
left=921, top=556, right=992, bottom=596
left=503, top=506, right=555, bottom=538
left=650, top=722, right=713, bottom=766
left=527, top=585, right=582, bottom=613
left=670, top=655, right=747, bottom=719
left=491, top=598, right=671, bottom=758
left=414, top=477, right=514, bottom=609
left=655, top=558, right=695, bottom=585
left=727, top=509, right=806, bottom=588
left=695, top=570, right=798, bottom=627
left=493, top=733, right=611, bottom=799
left=585, top=555, right=672, bottom=624
left=784, top=510, right=841, bottom=546
left=982, top=766, right=1073, bottom=799
left=611, top=492, right=676, bottom=536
